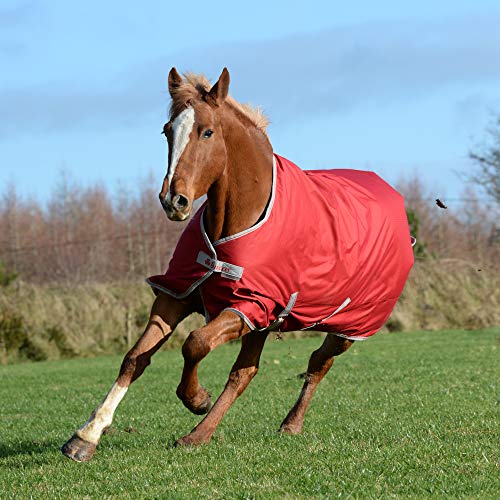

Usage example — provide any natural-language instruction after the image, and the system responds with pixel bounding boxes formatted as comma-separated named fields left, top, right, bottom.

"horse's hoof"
left=189, top=394, right=212, bottom=415
left=178, top=388, right=212, bottom=415
left=61, top=434, right=97, bottom=462
left=174, top=433, right=210, bottom=447
left=278, top=423, right=303, bottom=435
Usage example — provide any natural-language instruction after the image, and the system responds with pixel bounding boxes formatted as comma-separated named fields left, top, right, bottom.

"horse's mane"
left=169, top=72, right=269, bottom=135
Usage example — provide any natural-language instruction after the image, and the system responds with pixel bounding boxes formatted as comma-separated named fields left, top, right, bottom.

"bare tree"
left=469, top=115, right=500, bottom=205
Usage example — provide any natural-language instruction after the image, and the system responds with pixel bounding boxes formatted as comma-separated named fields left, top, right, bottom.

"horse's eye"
left=202, top=129, right=213, bottom=139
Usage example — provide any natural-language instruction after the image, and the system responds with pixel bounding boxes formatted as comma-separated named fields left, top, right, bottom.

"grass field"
left=1, top=328, right=498, bottom=498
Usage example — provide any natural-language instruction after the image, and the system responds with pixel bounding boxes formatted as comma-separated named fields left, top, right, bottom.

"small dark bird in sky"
left=436, top=198, right=448, bottom=209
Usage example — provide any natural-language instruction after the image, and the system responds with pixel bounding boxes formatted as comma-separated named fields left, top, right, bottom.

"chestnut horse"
left=62, top=68, right=412, bottom=461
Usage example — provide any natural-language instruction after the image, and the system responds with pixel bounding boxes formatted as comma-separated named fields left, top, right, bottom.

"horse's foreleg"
left=279, top=334, right=353, bottom=435
left=61, top=293, right=190, bottom=462
left=176, top=311, right=248, bottom=415
left=176, top=329, right=268, bottom=446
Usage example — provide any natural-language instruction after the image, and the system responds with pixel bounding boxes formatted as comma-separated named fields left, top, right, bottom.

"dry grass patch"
left=1, top=259, right=499, bottom=363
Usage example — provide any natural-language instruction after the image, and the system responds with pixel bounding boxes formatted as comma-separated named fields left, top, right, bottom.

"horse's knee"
left=119, top=351, right=151, bottom=383
left=228, top=366, right=258, bottom=395
left=119, top=354, right=137, bottom=378
left=230, top=365, right=258, bottom=383
left=182, top=329, right=210, bottom=363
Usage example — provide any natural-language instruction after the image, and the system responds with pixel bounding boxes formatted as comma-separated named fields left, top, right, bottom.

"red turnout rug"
left=148, top=154, right=414, bottom=340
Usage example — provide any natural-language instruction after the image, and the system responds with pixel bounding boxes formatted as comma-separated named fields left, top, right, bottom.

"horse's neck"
left=205, top=114, right=273, bottom=242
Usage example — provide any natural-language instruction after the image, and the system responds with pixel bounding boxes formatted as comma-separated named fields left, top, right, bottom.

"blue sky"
left=1, top=0, right=500, bottom=202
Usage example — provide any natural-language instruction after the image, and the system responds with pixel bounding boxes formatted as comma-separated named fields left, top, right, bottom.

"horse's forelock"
left=167, top=72, right=269, bottom=134
left=168, top=73, right=210, bottom=119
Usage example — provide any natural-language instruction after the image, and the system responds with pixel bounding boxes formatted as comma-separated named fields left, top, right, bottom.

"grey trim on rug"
left=300, top=297, right=351, bottom=331
left=223, top=308, right=256, bottom=331
left=333, top=332, right=368, bottom=341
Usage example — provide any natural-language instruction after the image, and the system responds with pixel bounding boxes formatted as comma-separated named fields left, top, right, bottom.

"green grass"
left=1, top=329, right=498, bottom=498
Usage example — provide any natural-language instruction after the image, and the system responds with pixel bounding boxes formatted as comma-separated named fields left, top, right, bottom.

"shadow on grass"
left=0, top=439, right=62, bottom=460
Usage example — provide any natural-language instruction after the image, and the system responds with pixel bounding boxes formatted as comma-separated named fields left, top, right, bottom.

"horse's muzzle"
left=159, top=192, right=192, bottom=221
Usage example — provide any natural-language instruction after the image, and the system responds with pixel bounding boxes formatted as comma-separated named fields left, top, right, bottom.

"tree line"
left=0, top=172, right=186, bottom=284
left=0, top=176, right=497, bottom=285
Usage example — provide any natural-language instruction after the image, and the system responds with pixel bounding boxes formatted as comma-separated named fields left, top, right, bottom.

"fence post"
left=125, top=309, right=132, bottom=349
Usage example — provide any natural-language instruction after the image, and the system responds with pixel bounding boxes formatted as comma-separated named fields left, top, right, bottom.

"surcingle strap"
left=261, top=292, right=299, bottom=331
left=196, top=251, right=244, bottom=281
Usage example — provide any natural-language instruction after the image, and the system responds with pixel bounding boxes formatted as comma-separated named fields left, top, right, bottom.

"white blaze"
left=76, top=383, right=128, bottom=444
left=166, top=106, right=195, bottom=202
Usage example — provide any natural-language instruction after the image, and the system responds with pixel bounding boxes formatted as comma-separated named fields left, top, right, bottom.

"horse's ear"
left=168, top=67, right=183, bottom=97
left=207, top=68, right=230, bottom=106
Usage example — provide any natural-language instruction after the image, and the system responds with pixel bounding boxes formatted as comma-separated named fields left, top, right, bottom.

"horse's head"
left=159, top=67, right=230, bottom=221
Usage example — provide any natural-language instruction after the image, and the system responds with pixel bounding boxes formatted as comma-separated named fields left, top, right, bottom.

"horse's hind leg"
left=176, top=329, right=268, bottom=446
left=61, top=293, right=191, bottom=462
left=279, top=334, right=353, bottom=435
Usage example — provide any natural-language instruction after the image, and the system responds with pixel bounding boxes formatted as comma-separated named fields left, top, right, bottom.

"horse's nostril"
left=173, top=194, right=189, bottom=210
